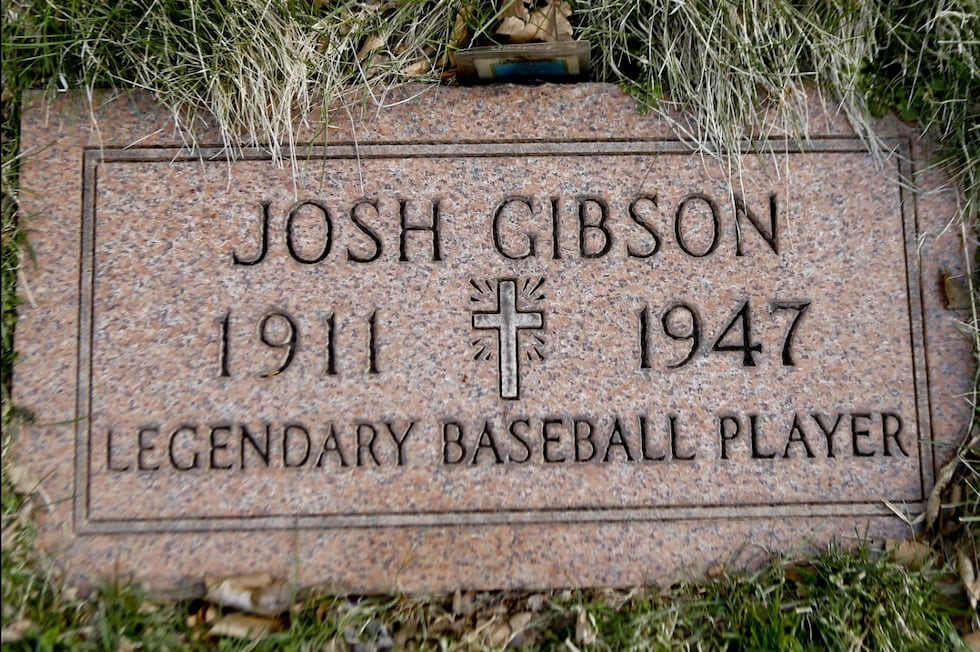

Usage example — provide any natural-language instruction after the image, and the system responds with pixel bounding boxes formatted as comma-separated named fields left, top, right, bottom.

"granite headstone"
left=13, top=85, right=971, bottom=591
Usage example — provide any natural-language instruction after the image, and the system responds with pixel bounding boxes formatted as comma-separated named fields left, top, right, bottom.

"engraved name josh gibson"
left=103, top=192, right=912, bottom=472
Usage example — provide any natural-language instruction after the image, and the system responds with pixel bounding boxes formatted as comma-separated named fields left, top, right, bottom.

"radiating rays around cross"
left=470, top=278, right=497, bottom=361
left=469, top=278, right=494, bottom=302
left=471, top=338, right=493, bottom=360
left=521, top=277, right=546, bottom=302
left=527, top=334, right=546, bottom=361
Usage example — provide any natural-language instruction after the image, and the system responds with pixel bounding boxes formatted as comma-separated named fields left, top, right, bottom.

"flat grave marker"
left=14, top=84, right=971, bottom=591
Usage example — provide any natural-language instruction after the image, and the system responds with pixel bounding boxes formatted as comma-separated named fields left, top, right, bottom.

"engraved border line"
left=80, top=502, right=902, bottom=535
left=75, top=138, right=927, bottom=534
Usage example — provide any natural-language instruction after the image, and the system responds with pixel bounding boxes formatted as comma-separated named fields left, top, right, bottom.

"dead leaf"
left=958, top=544, right=979, bottom=609
left=8, top=464, right=41, bottom=496
left=356, top=35, right=386, bottom=62
left=488, top=621, right=512, bottom=647
left=500, top=0, right=530, bottom=22
left=526, top=593, right=545, bottom=612
left=941, top=271, right=971, bottom=310
left=6, top=465, right=52, bottom=509
left=204, top=573, right=291, bottom=616
left=509, top=611, right=533, bottom=632
left=252, top=582, right=291, bottom=616
left=707, top=563, right=726, bottom=578
left=364, top=52, right=392, bottom=78
left=320, top=639, right=346, bottom=652
left=0, top=618, right=33, bottom=644
left=208, top=613, right=279, bottom=640
left=452, top=9, right=470, bottom=48
left=889, top=540, right=933, bottom=570
left=528, top=1, right=573, bottom=42
left=496, top=0, right=572, bottom=43
left=504, top=612, right=534, bottom=647
left=394, top=618, right=418, bottom=647
left=116, top=637, right=138, bottom=652
left=400, top=59, right=431, bottom=77
left=62, top=586, right=80, bottom=603
left=496, top=16, right=531, bottom=39
left=1, top=502, right=33, bottom=550
left=0, top=523, right=16, bottom=550
left=442, top=10, right=472, bottom=67
left=574, top=607, right=595, bottom=646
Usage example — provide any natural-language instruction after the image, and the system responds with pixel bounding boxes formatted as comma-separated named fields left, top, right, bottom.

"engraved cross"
left=472, top=279, right=544, bottom=399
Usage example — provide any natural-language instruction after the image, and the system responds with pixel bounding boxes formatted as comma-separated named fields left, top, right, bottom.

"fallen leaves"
left=196, top=575, right=563, bottom=647
left=3, top=464, right=50, bottom=553
left=496, top=0, right=573, bottom=44
left=8, top=464, right=41, bottom=495
left=1, top=501, right=32, bottom=551
left=0, top=618, right=33, bottom=644
left=209, top=613, right=281, bottom=640
left=186, top=573, right=290, bottom=642
left=355, top=34, right=386, bottom=63
left=941, top=270, right=971, bottom=310
left=6, top=463, right=52, bottom=510
left=957, top=543, right=980, bottom=611
left=321, top=0, right=578, bottom=80
left=574, top=605, right=596, bottom=646
left=888, top=540, right=933, bottom=570
left=204, top=572, right=291, bottom=617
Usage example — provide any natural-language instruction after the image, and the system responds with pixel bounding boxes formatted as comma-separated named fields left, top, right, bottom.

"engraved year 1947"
left=638, top=299, right=811, bottom=369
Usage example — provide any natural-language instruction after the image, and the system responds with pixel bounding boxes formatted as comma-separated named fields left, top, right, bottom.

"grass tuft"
left=573, top=546, right=967, bottom=650
left=862, top=1, right=979, bottom=215
left=3, top=1, right=476, bottom=163
left=580, top=1, right=880, bottom=153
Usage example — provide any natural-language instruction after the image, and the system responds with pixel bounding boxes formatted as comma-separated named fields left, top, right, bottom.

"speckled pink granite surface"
left=14, top=85, right=972, bottom=592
